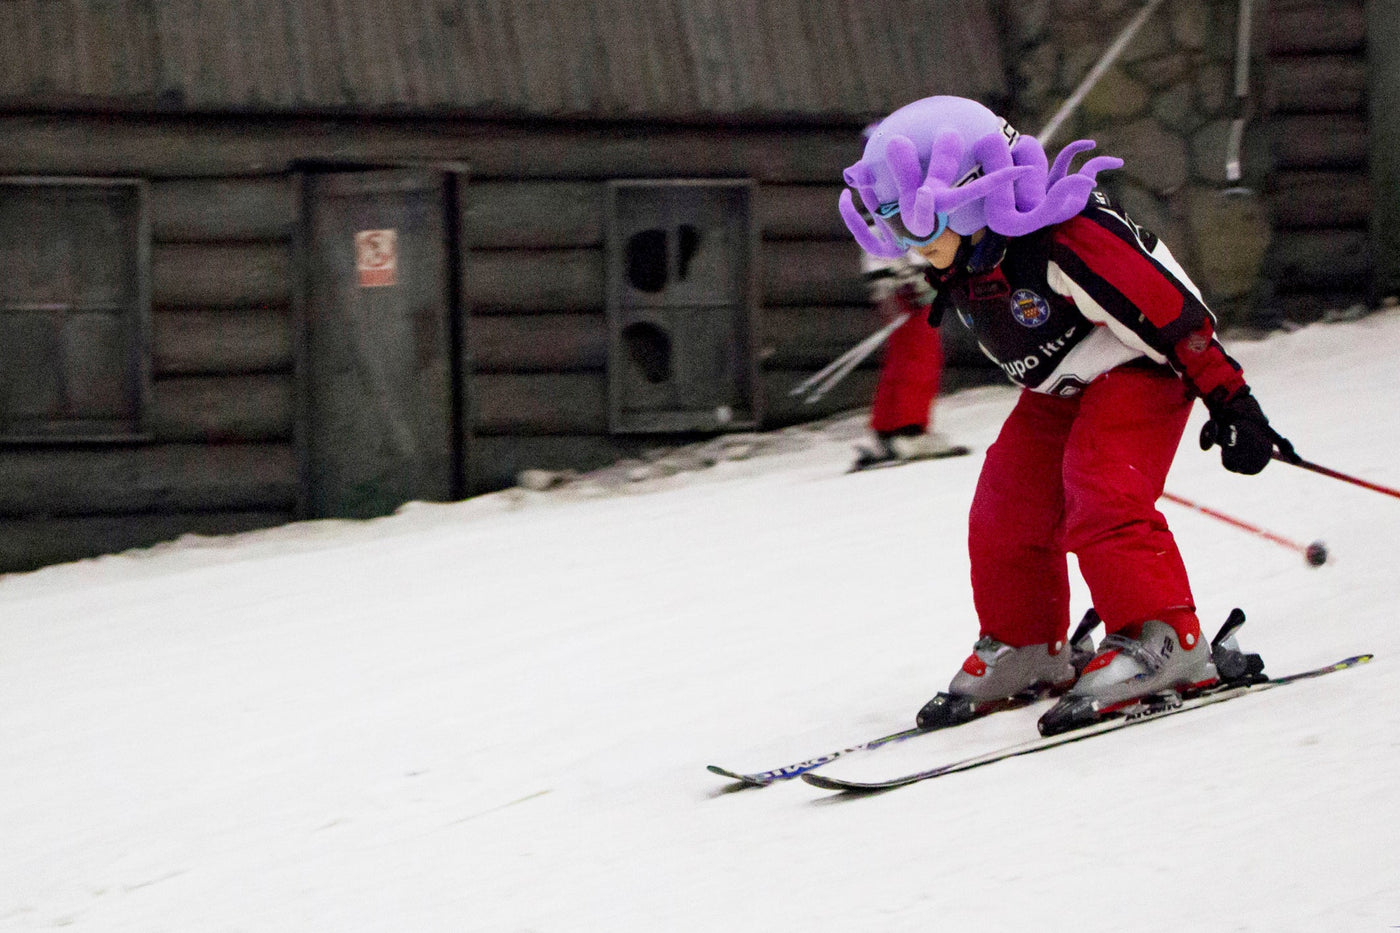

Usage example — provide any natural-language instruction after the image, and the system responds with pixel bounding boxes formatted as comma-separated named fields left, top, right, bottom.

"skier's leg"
left=870, top=303, right=943, bottom=434
left=1061, top=367, right=1196, bottom=638
left=920, top=390, right=1080, bottom=721
left=968, top=389, right=1076, bottom=647
left=1038, top=367, right=1218, bottom=732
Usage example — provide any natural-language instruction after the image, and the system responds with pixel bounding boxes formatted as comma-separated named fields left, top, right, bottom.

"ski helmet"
left=840, top=96, right=1124, bottom=258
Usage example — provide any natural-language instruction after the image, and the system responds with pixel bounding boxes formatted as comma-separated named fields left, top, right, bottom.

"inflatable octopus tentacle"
left=838, top=189, right=906, bottom=258
left=924, top=131, right=965, bottom=190
left=843, top=162, right=884, bottom=216
left=883, top=136, right=925, bottom=200
left=883, top=135, right=939, bottom=236
left=1009, top=139, right=1049, bottom=213
left=928, top=132, right=1039, bottom=216
left=929, top=163, right=1035, bottom=214
left=980, top=130, right=1130, bottom=236
left=1075, top=154, right=1125, bottom=182
left=857, top=183, right=882, bottom=217
left=1047, top=139, right=1098, bottom=185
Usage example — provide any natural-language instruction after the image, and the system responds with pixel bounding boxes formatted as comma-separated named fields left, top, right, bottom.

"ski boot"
left=852, top=428, right=969, bottom=471
left=916, top=610, right=1100, bottom=730
left=1038, top=611, right=1233, bottom=737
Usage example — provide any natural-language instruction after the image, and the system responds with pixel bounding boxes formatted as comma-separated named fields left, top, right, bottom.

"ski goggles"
left=876, top=201, right=950, bottom=250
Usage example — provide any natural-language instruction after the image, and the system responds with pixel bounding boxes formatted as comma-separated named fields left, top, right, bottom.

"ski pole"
left=1038, top=0, right=1170, bottom=146
left=789, top=312, right=909, bottom=404
left=1161, top=491, right=1327, bottom=566
left=1203, top=419, right=1400, bottom=501
left=1275, top=453, right=1400, bottom=502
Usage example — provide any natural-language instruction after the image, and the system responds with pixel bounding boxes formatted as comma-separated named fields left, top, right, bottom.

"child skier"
left=854, top=249, right=967, bottom=470
left=838, top=95, right=1297, bottom=734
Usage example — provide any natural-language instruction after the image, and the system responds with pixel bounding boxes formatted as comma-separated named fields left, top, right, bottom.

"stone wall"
left=1002, top=0, right=1272, bottom=327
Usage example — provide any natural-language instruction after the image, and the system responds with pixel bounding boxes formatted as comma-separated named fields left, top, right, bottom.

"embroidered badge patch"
left=1010, top=289, right=1051, bottom=327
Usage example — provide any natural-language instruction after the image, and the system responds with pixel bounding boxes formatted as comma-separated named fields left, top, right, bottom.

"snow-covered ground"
left=3, top=311, right=1399, bottom=932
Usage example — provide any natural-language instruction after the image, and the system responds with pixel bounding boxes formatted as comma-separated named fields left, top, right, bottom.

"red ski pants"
left=968, top=367, right=1196, bottom=645
left=870, top=296, right=943, bottom=433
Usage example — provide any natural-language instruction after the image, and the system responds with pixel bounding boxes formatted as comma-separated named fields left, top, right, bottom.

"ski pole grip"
left=1270, top=429, right=1302, bottom=465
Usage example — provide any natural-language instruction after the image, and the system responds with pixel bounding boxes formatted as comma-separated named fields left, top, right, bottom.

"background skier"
left=854, top=248, right=967, bottom=469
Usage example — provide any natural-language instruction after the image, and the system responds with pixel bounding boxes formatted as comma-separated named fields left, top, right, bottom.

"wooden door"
left=302, top=170, right=454, bottom=518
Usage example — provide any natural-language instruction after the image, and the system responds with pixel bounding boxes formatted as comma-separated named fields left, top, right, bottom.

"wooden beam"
left=472, top=372, right=609, bottom=434
left=1270, top=115, right=1367, bottom=169
left=0, top=511, right=292, bottom=574
left=1268, top=172, right=1372, bottom=229
left=1265, top=56, right=1366, bottom=114
left=758, top=305, right=881, bottom=368
left=761, top=241, right=867, bottom=306
left=150, top=374, right=295, bottom=442
left=757, top=185, right=849, bottom=241
left=0, top=115, right=860, bottom=183
left=1267, top=3, right=1366, bottom=54
left=153, top=242, right=293, bottom=307
left=465, top=248, right=604, bottom=313
left=1372, top=0, right=1400, bottom=295
left=461, top=181, right=604, bottom=249
left=153, top=307, right=294, bottom=376
left=0, top=444, right=298, bottom=517
left=150, top=176, right=298, bottom=242
left=1265, top=229, right=1373, bottom=290
left=467, top=313, right=608, bottom=372
left=761, top=367, right=880, bottom=426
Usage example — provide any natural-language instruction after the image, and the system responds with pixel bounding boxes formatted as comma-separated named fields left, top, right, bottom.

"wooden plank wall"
left=1372, top=0, right=1400, bottom=297
left=0, top=175, right=301, bottom=572
left=1262, top=0, right=1372, bottom=316
left=459, top=174, right=997, bottom=492
left=457, top=176, right=888, bottom=492
left=0, top=115, right=1001, bottom=568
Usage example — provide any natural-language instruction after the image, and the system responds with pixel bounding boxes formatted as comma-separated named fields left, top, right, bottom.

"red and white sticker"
left=355, top=229, right=398, bottom=287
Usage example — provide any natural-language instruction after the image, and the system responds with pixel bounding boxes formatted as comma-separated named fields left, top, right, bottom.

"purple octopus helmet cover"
left=840, top=96, right=1125, bottom=258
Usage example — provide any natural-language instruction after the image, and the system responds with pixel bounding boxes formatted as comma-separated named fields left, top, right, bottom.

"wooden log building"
left=0, top=0, right=1008, bottom=572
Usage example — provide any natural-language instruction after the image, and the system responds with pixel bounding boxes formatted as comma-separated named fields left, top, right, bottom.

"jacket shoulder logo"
left=1010, top=289, right=1051, bottom=328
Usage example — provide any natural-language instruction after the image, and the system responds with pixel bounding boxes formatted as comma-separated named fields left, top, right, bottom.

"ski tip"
left=800, top=772, right=853, bottom=791
left=1312, top=654, right=1374, bottom=673
left=800, top=772, right=891, bottom=793
left=707, top=765, right=769, bottom=787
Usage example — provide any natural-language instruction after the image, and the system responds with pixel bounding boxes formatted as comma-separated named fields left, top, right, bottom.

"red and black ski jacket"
left=929, top=191, right=1246, bottom=404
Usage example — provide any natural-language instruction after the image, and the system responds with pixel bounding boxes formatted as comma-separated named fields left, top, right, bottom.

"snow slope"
left=2, top=311, right=1399, bottom=932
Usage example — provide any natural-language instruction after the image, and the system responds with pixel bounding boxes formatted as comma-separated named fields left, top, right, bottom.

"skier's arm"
left=1047, top=212, right=1293, bottom=474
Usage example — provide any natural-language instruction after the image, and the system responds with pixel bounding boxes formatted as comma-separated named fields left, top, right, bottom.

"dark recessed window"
left=0, top=179, right=149, bottom=442
left=626, top=224, right=703, bottom=293
left=607, top=181, right=758, bottom=434
left=621, top=321, right=673, bottom=383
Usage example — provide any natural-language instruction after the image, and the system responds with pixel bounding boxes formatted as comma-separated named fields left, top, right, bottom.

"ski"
left=801, top=653, right=1373, bottom=793
left=709, top=610, right=1102, bottom=787
left=707, top=692, right=1046, bottom=787
left=848, top=445, right=972, bottom=473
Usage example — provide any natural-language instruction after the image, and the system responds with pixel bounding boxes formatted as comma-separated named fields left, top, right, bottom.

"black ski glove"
left=1200, top=387, right=1298, bottom=475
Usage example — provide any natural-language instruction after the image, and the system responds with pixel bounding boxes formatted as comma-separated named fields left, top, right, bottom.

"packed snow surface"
left=3, top=312, right=1399, bottom=932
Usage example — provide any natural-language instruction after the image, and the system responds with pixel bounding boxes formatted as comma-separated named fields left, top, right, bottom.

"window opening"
left=625, top=224, right=704, bottom=293
left=0, top=178, right=149, bottom=442
left=621, top=321, right=673, bottom=383
left=606, top=180, right=758, bottom=434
